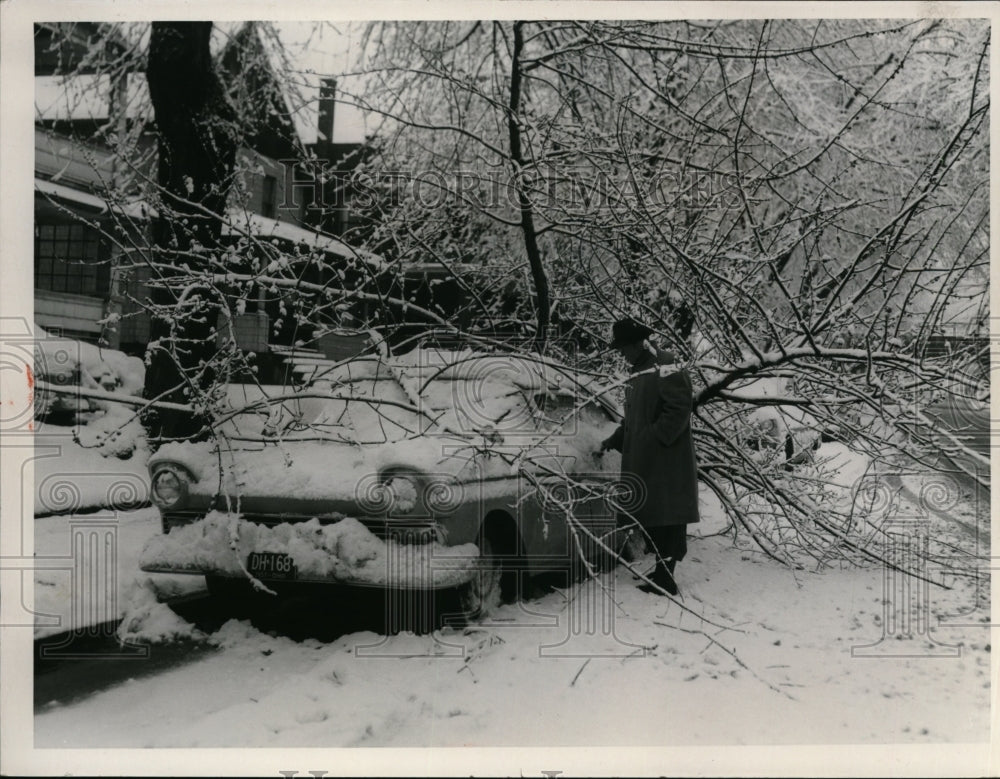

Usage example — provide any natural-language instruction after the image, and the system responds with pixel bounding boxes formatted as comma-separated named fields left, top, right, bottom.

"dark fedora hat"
left=611, top=317, right=653, bottom=347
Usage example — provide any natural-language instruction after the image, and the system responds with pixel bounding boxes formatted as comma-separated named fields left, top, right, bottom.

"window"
left=34, top=223, right=106, bottom=296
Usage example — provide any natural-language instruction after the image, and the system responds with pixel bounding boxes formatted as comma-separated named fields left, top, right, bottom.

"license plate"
left=247, top=551, right=296, bottom=580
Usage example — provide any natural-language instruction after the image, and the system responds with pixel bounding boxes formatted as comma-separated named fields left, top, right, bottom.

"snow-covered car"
left=742, top=405, right=822, bottom=466
left=718, top=376, right=823, bottom=467
left=33, top=326, right=145, bottom=423
left=139, top=349, right=626, bottom=619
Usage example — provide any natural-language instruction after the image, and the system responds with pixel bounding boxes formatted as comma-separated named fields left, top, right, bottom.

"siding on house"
left=35, top=289, right=106, bottom=341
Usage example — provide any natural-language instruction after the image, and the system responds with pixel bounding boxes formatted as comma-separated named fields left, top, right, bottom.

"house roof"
left=35, top=73, right=152, bottom=123
left=35, top=175, right=384, bottom=268
left=223, top=210, right=384, bottom=268
left=35, top=177, right=106, bottom=212
left=217, top=22, right=319, bottom=153
left=36, top=22, right=318, bottom=149
left=35, top=177, right=153, bottom=221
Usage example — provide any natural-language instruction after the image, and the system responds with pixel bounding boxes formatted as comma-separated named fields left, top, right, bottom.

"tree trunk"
left=142, top=21, right=239, bottom=443
left=507, top=21, right=550, bottom=352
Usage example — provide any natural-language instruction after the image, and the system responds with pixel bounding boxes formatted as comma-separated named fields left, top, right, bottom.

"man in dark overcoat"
left=599, top=317, right=700, bottom=595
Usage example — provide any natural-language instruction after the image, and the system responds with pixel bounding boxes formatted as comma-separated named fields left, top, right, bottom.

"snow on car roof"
left=305, top=348, right=619, bottom=418
left=149, top=348, right=621, bottom=502
left=308, top=348, right=579, bottom=386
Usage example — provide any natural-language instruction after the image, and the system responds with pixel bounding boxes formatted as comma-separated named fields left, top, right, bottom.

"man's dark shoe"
left=636, top=562, right=679, bottom=596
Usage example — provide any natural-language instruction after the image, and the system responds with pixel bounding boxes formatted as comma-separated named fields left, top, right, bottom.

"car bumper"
left=139, top=511, right=483, bottom=590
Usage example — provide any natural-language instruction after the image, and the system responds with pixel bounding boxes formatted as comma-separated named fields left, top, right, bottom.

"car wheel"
left=457, top=535, right=503, bottom=622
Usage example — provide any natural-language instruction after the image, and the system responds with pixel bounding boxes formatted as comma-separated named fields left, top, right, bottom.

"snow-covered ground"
left=33, top=449, right=991, bottom=753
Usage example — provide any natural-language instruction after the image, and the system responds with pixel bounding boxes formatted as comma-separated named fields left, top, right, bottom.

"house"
left=33, top=22, right=149, bottom=344
left=33, top=21, right=382, bottom=381
left=34, top=21, right=541, bottom=377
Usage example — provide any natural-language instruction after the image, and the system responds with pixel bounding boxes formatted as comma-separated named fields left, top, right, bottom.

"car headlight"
left=151, top=466, right=189, bottom=509
left=385, top=475, right=419, bottom=515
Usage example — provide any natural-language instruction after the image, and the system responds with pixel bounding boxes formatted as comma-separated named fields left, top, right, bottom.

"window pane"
left=34, top=222, right=110, bottom=297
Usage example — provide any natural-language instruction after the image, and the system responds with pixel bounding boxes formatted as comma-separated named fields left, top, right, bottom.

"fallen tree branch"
left=35, top=380, right=193, bottom=413
left=660, top=622, right=797, bottom=701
